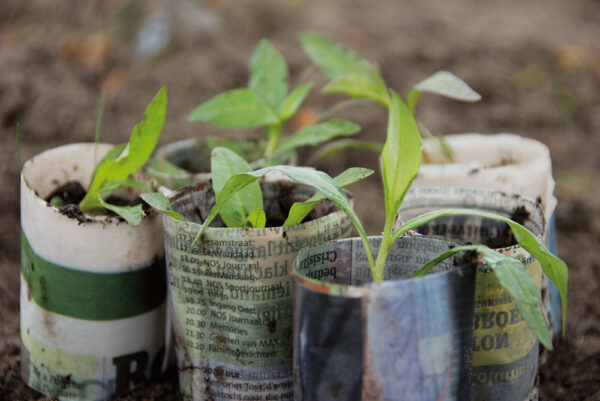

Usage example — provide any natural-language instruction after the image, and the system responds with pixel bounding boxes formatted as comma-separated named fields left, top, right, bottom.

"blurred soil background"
left=1, top=0, right=599, bottom=399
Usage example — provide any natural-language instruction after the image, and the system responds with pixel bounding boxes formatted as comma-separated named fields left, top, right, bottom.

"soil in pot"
left=44, top=180, right=152, bottom=221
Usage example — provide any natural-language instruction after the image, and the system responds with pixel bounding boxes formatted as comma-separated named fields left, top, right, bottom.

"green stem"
left=372, top=214, right=395, bottom=282
left=294, top=64, right=316, bottom=88
left=264, top=124, right=282, bottom=159
left=93, top=92, right=105, bottom=170
left=407, top=89, right=421, bottom=114
left=316, top=99, right=371, bottom=123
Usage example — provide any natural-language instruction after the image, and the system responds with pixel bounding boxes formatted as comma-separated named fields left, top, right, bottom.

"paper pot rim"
left=146, top=138, right=213, bottom=181
left=419, top=132, right=557, bottom=216
left=21, top=142, right=159, bottom=226
left=399, top=185, right=546, bottom=239
left=165, top=179, right=352, bottom=234
left=291, top=235, right=474, bottom=299
left=420, top=133, right=550, bottom=167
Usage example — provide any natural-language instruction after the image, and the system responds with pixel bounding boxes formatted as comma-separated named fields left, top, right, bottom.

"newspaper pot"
left=293, top=236, right=477, bottom=401
left=397, top=186, right=546, bottom=401
left=20, top=143, right=167, bottom=400
left=146, top=138, right=296, bottom=189
left=417, top=133, right=560, bottom=336
left=162, top=179, right=353, bottom=401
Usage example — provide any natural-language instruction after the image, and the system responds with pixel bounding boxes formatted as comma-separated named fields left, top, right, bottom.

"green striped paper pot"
left=397, top=187, right=546, bottom=401
left=416, top=133, right=560, bottom=338
left=161, top=180, right=352, bottom=401
left=20, top=143, right=168, bottom=401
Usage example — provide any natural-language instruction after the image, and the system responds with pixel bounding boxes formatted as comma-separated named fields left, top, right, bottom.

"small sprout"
left=16, top=122, right=22, bottom=172
left=49, top=196, right=64, bottom=207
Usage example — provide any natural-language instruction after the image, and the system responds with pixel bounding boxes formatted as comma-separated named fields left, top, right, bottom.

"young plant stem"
left=294, top=64, right=316, bottom=88
left=265, top=123, right=282, bottom=159
left=93, top=92, right=105, bottom=170
left=372, top=216, right=395, bottom=282
left=316, top=99, right=372, bottom=123
left=406, top=89, right=421, bottom=114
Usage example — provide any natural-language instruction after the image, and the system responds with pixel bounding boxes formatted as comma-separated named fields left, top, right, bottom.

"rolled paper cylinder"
left=397, top=186, right=546, bottom=401
left=20, top=143, right=167, bottom=401
left=416, top=133, right=561, bottom=338
left=162, top=179, right=352, bottom=401
left=293, top=236, right=477, bottom=401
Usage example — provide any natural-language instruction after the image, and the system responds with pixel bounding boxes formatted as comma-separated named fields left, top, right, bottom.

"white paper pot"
left=20, top=143, right=167, bottom=401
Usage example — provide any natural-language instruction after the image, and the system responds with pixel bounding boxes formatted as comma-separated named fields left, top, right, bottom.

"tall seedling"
left=186, top=39, right=361, bottom=166
left=299, top=33, right=481, bottom=163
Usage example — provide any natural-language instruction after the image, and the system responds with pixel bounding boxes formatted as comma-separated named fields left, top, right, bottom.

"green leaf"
left=81, top=87, right=167, bottom=212
left=306, top=138, right=383, bottom=165
left=280, top=83, right=313, bottom=121
left=381, top=91, right=422, bottom=223
left=392, top=208, right=568, bottom=334
left=96, top=179, right=153, bottom=194
left=211, top=147, right=263, bottom=227
left=299, top=33, right=389, bottom=105
left=299, top=33, right=376, bottom=81
left=248, top=39, right=289, bottom=112
left=140, top=192, right=186, bottom=221
left=284, top=167, right=374, bottom=226
left=187, top=89, right=280, bottom=128
left=192, top=166, right=374, bottom=273
left=243, top=208, right=266, bottom=228
left=90, top=144, right=127, bottom=184
left=323, top=74, right=389, bottom=106
left=274, top=119, right=360, bottom=155
left=413, top=244, right=552, bottom=350
left=412, top=71, right=482, bottom=102
left=98, top=197, right=143, bottom=226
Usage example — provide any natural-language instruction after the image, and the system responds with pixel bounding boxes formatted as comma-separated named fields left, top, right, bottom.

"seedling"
left=78, top=87, right=167, bottom=226
left=152, top=87, right=566, bottom=352
left=185, top=39, right=362, bottom=166
left=299, top=33, right=481, bottom=163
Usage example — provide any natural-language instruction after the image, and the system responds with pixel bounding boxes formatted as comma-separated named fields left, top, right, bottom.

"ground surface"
left=1, top=0, right=599, bottom=400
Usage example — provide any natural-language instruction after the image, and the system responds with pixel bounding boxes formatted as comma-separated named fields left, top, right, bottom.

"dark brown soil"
left=1, top=0, right=600, bottom=400
left=44, top=180, right=153, bottom=224
left=46, top=181, right=87, bottom=206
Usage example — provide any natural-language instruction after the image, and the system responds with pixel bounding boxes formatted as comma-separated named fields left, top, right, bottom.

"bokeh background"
left=1, top=0, right=599, bottom=399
